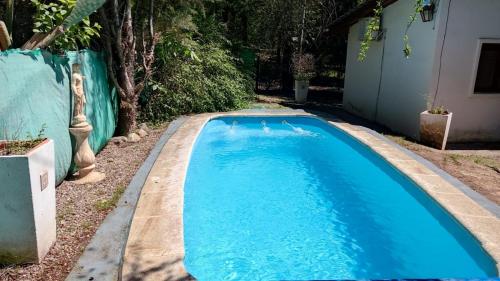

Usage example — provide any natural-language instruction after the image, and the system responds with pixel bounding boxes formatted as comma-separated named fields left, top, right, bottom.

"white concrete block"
left=0, top=139, right=56, bottom=264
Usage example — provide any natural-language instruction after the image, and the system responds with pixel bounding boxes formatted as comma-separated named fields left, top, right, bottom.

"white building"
left=334, top=0, right=500, bottom=142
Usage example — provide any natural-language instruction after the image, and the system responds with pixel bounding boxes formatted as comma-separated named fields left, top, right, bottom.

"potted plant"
left=0, top=129, right=56, bottom=264
left=292, top=53, right=315, bottom=103
left=420, top=106, right=453, bottom=150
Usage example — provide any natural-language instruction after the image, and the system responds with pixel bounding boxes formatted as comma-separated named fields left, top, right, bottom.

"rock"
left=111, top=136, right=127, bottom=144
left=139, top=123, right=150, bottom=132
left=70, top=171, right=106, bottom=185
left=127, top=133, right=141, bottom=143
left=137, top=128, right=148, bottom=138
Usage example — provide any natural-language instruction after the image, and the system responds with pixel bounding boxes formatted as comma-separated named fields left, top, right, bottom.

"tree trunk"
left=98, top=0, right=156, bottom=136
left=117, top=100, right=137, bottom=136
left=116, top=3, right=137, bottom=135
left=21, top=25, right=65, bottom=50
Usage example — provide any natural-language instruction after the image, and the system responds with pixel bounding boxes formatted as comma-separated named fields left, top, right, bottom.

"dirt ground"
left=0, top=124, right=167, bottom=281
left=385, top=135, right=500, bottom=205
left=255, top=94, right=500, bottom=205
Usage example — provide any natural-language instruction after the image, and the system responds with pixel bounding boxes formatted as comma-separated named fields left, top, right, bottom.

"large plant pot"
left=0, top=139, right=56, bottom=264
left=294, top=80, right=309, bottom=103
left=420, top=111, right=453, bottom=150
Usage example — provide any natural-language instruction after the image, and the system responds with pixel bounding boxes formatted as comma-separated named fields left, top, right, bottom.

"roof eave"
left=328, top=0, right=399, bottom=35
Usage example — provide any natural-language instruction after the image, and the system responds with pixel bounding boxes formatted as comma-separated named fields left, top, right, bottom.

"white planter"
left=294, top=80, right=309, bottom=103
left=0, top=139, right=56, bottom=264
left=420, top=111, right=453, bottom=150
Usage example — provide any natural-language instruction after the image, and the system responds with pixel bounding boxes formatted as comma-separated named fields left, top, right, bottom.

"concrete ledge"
left=65, top=117, right=187, bottom=281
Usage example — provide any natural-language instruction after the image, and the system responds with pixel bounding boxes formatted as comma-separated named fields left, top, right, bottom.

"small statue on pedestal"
left=69, top=63, right=105, bottom=184
left=71, top=64, right=87, bottom=126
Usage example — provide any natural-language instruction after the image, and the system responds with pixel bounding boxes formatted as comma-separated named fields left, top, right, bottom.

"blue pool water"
left=183, top=116, right=497, bottom=280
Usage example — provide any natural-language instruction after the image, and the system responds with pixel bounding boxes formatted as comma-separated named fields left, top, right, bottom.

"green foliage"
left=358, top=0, right=382, bottom=62
left=0, top=139, right=44, bottom=156
left=0, top=123, right=47, bottom=156
left=31, top=0, right=101, bottom=51
left=26, top=123, right=47, bottom=140
left=94, top=186, right=126, bottom=211
left=403, top=34, right=412, bottom=58
left=155, top=34, right=199, bottom=65
left=140, top=43, right=254, bottom=123
left=428, top=106, right=448, bottom=115
left=358, top=0, right=425, bottom=60
left=194, top=14, right=229, bottom=45
left=403, top=0, right=424, bottom=58
left=139, top=4, right=254, bottom=123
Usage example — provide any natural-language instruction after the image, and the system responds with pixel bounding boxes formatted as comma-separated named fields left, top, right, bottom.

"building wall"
left=343, top=0, right=443, bottom=139
left=430, top=0, right=500, bottom=142
left=343, top=18, right=384, bottom=122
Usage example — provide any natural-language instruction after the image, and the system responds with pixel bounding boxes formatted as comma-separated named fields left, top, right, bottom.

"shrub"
left=140, top=42, right=254, bottom=123
left=428, top=106, right=448, bottom=115
left=0, top=123, right=47, bottom=156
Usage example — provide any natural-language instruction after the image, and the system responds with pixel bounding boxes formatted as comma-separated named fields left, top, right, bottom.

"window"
left=474, top=43, right=500, bottom=94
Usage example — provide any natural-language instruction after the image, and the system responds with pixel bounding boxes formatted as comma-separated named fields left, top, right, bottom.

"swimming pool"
left=183, top=116, right=497, bottom=280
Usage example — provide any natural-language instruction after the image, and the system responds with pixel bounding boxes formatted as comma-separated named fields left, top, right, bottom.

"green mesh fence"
left=0, top=49, right=117, bottom=184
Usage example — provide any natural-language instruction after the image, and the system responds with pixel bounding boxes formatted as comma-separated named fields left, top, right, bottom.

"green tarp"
left=0, top=49, right=117, bottom=184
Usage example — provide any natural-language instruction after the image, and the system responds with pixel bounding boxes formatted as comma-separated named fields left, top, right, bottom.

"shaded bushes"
left=139, top=39, right=254, bottom=123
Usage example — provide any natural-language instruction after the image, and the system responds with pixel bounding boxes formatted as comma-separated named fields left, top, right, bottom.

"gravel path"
left=0, top=124, right=167, bottom=281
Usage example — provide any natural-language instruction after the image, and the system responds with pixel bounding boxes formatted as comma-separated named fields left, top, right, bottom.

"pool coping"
left=121, top=110, right=500, bottom=280
left=65, top=117, right=188, bottom=281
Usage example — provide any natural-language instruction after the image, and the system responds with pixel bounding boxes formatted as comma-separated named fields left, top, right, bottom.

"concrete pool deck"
left=117, top=109, right=500, bottom=280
